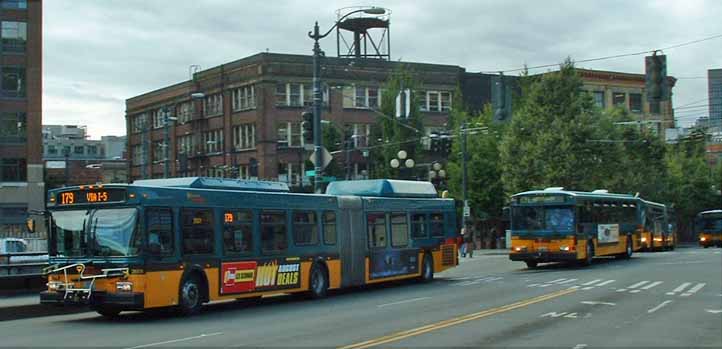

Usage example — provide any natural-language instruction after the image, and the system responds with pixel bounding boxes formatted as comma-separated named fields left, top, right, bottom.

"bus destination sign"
left=58, top=189, right=126, bottom=205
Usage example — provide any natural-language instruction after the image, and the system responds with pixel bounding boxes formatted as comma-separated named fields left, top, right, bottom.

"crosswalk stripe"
left=581, top=279, right=602, bottom=286
left=641, top=281, right=663, bottom=290
left=548, top=278, right=567, bottom=284
left=596, top=280, right=615, bottom=286
left=581, top=286, right=595, bottom=290
left=628, top=281, right=650, bottom=289
left=681, top=283, right=706, bottom=297
left=667, top=282, right=691, bottom=295
left=557, top=279, right=578, bottom=285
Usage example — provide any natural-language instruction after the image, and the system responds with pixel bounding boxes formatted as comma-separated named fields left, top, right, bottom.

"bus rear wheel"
left=581, top=242, right=594, bottom=266
left=308, top=263, right=328, bottom=299
left=178, top=275, right=203, bottom=316
left=96, top=307, right=121, bottom=318
left=618, top=237, right=633, bottom=259
left=525, top=261, right=538, bottom=269
left=420, top=254, right=434, bottom=282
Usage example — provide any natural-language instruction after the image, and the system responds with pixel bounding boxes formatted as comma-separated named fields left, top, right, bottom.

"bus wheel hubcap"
left=184, top=283, right=199, bottom=306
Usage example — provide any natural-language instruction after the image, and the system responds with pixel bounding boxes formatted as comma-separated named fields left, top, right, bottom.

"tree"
left=499, top=59, right=616, bottom=194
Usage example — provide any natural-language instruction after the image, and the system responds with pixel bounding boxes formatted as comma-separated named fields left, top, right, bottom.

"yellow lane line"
left=338, top=288, right=577, bottom=349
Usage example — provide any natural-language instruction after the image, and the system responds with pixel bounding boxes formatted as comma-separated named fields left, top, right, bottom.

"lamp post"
left=162, top=107, right=178, bottom=178
left=390, top=150, right=414, bottom=179
left=309, top=7, right=385, bottom=193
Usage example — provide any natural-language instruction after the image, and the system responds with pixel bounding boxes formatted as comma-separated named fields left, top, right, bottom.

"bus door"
left=144, top=207, right=182, bottom=308
left=367, top=212, right=418, bottom=281
left=337, top=197, right=365, bottom=287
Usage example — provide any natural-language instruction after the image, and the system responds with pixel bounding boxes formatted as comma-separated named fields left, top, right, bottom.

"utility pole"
left=461, top=121, right=469, bottom=229
left=311, top=22, right=324, bottom=193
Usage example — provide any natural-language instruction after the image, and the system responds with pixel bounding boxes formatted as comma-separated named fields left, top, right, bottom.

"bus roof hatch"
left=325, top=179, right=438, bottom=198
left=132, top=177, right=290, bottom=192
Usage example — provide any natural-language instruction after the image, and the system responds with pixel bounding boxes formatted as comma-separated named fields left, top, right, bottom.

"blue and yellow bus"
left=509, top=188, right=640, bottom=268
left=638, top=199, right=674, bottom=251
left=697, top=210, right=722, bottom=248
left=41, top=178, right=458, bottom=317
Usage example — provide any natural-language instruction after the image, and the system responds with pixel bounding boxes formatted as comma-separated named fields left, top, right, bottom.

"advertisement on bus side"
left=369, top=249, right=418, bottom=279
left=221, top=259, right=301, bottom=295
left=597, top=224, right=620, bottom=244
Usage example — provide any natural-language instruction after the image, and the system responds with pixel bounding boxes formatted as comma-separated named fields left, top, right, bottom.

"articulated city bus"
left=509, top=188, right=640, bottom=268
left=41, top=178, right=458, bottom=317
left=697, top=210, right=722, bottom=248
left=639, top=200, right=675, bottom=251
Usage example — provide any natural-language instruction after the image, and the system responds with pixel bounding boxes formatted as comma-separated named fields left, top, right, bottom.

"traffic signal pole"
left=311, top=22, right=323, bottom=193
left=461, top=122, right=469, bottom=229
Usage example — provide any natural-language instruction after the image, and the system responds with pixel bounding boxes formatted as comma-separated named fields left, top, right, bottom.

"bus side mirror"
left=26, top=218, right=35, bottom=234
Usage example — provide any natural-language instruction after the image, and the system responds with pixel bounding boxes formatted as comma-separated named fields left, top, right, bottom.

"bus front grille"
left=441, top=244, right=455, bottom=266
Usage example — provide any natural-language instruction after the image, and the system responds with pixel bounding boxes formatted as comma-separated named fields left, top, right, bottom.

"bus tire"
left=420, top=254, right=434, bottom=282
left=308, top=263, right=328, bottom=299
left=525, top=261, right=538, bottom=269
left=96, top=307, right=121, bottom=318
left=582, top=241, right=594, bottom=266
left=178, top=274, right=203, bottom=316
left=622, top=236, right=633, bottom=259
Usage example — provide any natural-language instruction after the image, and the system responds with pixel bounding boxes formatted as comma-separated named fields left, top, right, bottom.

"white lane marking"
left=596, top=280, right=615, bottom=286
left=641, top=281, right=663, bottom=290
left=487, top=276, right=503, bottom=281
left=681, top=283, right=706, bottom=297
left=528, top=283, right=540, bottom=287
left=549, top=278, right=568, bottom=284
left=124, top=332, right=223, bottom=349
left=706, top=309, right=722, bottom=314
left=581, top=301, right=616, bottom=306
left=617, top=289, right=628, bottom=292
left=656, top=260, right=708, bottom=265
left=629, top=290, right=641, bottom=293
left=573, top=344, right=588, bottom=349
left=581, top=279, right=602, bottom=286
left=628, top=280, right=650, bottom=289
left=581, top=287, right=594, bottom=290
left=377, top=297, right=431, bottom=308
left=557, top=279, right=578, bottom=285
left=647, top=300, right=672, bottom=314
left=666, top=282, right=691, bottom=295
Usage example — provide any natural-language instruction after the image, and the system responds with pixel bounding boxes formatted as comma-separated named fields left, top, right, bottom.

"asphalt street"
left=1, top=246, right=720, bottom=348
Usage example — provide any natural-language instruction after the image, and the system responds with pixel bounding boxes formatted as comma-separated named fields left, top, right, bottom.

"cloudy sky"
left=43, top=0, right=722, bottom=138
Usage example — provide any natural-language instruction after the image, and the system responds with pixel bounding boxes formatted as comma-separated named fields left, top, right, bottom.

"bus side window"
left=146, top=208, right=174, bottom=256
left=260, top=210, right=287, bottom=253
left=367, top=213, right=386, bottom=248
left=323, top=211, right=337, bottom=245
left=390, top=213, right=409, bottom=247
left=410, top=213, right=427, bottom=239
left=223, top=210, right=253, bottom=255
left=430, top=213, right=444, bottom=237
left=293, top=211, right=318, bottom=246
left=181, top=209, right=214, bottom=255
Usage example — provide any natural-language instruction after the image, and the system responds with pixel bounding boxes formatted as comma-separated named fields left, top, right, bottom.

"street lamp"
left=390, top=150, right=414, bottom=179
left=308, top=7, right=386, bottom=193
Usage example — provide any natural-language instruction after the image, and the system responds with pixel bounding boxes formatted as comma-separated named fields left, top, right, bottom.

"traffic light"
left=645, top=53, right=669, bottom=102
left=441, top=133, right=452, bottom=155
left=302, top=111, right=314, bottom=144
left=429, top=132, right=441, bottom=153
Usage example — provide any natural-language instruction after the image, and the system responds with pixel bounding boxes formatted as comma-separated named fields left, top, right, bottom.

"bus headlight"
left=47, top=281, right=65, bottom=291
left=559, top=246, right=570, bottom=251
left=700, top=237, right=707, bottom=241
left=116, top=281, right=133, bottom=292
left=641, top=237, right=647, bottom=242
left=513, top=246, right=527, bottom=252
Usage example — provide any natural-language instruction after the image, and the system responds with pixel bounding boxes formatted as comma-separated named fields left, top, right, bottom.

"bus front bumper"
left=40, top=291, right=144, bottom=310
left=509, top=252, right=578, bottom=263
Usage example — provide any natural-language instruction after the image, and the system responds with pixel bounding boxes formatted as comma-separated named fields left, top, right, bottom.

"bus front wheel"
left=309, top=263, right=328, bottom=299
left=178, top=275, right=203, bottom=316
left=525, top=261, right=538, bottom=269
left=420, top=254, right=434, bottom=282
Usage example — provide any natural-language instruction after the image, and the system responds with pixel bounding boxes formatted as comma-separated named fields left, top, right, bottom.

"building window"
left=152, top=141, right=163, bottom=162
left=131, top=113, right=148, bottom=133
left=343, top=85, right=382, bottom=109
left=223, top=210, right=253, bottom=255
left=421, top=91, right=452, bottom=112
left=277, top=162, right=306, bottom=187
left=203, top=129, right=223, bottom=154
left=629, top=93, right=642, bottom=113
left=232, top=123, right=256, bottom=150
left=62, top=145, right=71, bottom=156
left=276, top=122, right=303, bottom=147
left=612, top=92, right=626, bottom=107
left=1, top=67, right=25, bottom=98
left=232, top=85, right=256, bottom=111
left=176, top=102, right=192, bottom=124
left=0, top=112, right=26, bottom=143
left=592, top=91, right=605, bottom=108
left=87, top=145, right=97, bottom=156
left=203, top=93, right=223, bottom=116
left=73, top=146, right=84, bottom=155
left=151, top=109, right=164, bottom=129
left=177, top=134, right=194, bottom=155
left=0, top=0, right=27, bottom=9
left=0, top=158, right=26, bottom=182
left=46, top=145, right=57, bottom=155
left=131, top=145, right=142, bottom=166
left=276, top=82, right=328, bottom=107
left=351, top=123, right=370, bottom=148
left=293, top=211, right=318, bottom=246
left=1, top=21, right=27, bottom=52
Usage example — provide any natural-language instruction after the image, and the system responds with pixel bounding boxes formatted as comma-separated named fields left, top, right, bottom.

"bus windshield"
left=51, top=208, right=141, bottom=257
left=512, top=206, right=575, bottom=232
left=700, top=217, right=722, bottom=232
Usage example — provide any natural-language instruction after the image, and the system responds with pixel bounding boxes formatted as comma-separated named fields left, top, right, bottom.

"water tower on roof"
left=335, top=6, right=391, bottom=60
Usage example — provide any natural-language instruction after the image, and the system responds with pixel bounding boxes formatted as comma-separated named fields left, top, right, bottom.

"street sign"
left=309, top=147, right=333, bottom=169
left=463, top=204, right=471, bottom=217
left=305, top=170, right=316, bottom=177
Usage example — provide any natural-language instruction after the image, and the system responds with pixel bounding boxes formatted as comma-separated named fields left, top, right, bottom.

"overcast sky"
left=43, top=0, right=722, bottom=138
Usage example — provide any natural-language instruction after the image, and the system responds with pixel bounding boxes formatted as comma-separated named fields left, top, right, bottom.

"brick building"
left=125, top=53, right=491, bottom=187
left=0, top=0, right=43, bottom=238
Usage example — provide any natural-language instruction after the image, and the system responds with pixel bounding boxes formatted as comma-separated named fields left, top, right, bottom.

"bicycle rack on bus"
left=45, top=263, right=129, bottom=302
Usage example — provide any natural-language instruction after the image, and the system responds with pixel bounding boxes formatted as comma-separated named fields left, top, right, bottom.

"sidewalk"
left=461, top=248, right=509, bottom=256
